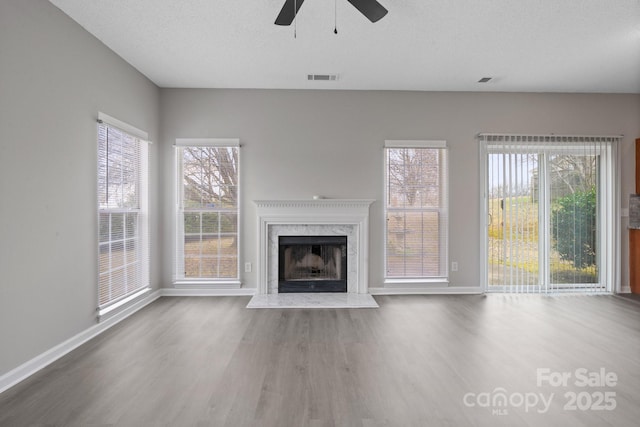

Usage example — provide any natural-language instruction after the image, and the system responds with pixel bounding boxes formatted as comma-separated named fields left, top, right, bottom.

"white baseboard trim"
left=369, top=286, right=483, bottom=295
left=0, top=289, right=162, bottom=395
left=160, top=288, right=256, bottom=297
left=619, top=285, right=631, bottom=293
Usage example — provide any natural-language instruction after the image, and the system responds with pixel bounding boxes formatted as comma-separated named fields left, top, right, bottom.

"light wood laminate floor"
left=1, top=295, right=640, bottom=426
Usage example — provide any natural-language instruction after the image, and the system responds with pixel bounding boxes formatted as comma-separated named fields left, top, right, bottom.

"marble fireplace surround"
left=254, top=199, right=374, bottom=295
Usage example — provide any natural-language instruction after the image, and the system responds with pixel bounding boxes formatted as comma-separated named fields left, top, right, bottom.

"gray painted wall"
left=0, top=0, right=160, bottom=376
left=159, top=89, right=640, bottom=291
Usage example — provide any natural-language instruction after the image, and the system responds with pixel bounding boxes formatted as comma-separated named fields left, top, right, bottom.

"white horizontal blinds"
left=97, top=121, right=149, bottom=308
left=481, top=134, right=617, bottom=293
left=385, top=141, right=448, bottom=279
left=175, top=139, right=239, bottom=281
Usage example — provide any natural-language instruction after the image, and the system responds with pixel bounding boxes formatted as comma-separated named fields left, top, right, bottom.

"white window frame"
left=174, top=138, right=241, bottom=286
left=97, top=112, right=150, bottom=318
left=384, top=140, right=449, bottom=286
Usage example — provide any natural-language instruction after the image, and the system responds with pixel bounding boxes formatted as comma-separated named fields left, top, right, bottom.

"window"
left=384, top=140, right=449, bottom=280
left=97, top=113, right=149, bottom=313
left=175, top=139, right=240, bottom=283
left=480, top=134, right=618, bottom=293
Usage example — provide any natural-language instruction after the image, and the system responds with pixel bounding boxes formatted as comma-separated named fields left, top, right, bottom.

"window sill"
left=98, top=287, right=151, bottom=321
left=173, top=280, right=241, bottom=288
left=384, top=278, right=450, bottom=287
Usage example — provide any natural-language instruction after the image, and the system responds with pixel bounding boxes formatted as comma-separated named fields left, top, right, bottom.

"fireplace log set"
left=278, top=236, right=347, bottom=293
left=284, top=246, right=342, bottom=280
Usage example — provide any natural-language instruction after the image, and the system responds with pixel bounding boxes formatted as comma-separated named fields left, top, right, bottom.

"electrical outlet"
left=244, top=262, right=252, bottom=273
left=451, top=261, right=459, bottom=272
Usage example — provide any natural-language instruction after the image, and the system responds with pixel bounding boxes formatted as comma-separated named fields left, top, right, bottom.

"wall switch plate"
left=451, top=262, right=459, bottom=272
left=244, top=262, right=252, bottom=273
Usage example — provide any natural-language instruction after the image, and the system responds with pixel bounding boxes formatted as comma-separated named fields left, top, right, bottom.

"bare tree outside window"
left=182, top=147, right=238, bottom=209
left=177, top=145, right=239, bottom=280
left=385, top=146, right=448, bottom=278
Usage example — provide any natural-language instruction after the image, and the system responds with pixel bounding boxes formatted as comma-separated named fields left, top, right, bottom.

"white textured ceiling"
left=48, top=0, right=640, bottom=93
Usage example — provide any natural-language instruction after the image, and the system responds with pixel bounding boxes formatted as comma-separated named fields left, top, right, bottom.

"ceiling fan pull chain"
left=334, top=0, right=338, bottom=34
left=294, top=0, right=297, bottom=38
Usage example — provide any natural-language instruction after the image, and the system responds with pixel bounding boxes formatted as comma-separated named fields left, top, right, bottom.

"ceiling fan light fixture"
left=275, top=0, right=387, bottom=25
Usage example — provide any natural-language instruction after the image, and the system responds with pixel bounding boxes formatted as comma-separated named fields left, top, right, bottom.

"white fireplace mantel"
left=254, top=199, right=374, bottom=295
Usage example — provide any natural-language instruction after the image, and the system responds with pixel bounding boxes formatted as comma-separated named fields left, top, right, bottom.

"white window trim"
left=96, top=114, right=151, bottom=319
left=97, top=287, right=151, bottom=319
left=175, top=138, right=239, bottom=147
left=173, top=139, right=241, bottom=286
left=385, top=140, right=447, bottom=149
left=383, top=140, right=450, bottom=286
left=98, top=112, right=149, bottom=141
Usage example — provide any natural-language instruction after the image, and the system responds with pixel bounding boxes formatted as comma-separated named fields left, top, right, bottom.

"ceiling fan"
left=275, top=0, right=388, bottom=26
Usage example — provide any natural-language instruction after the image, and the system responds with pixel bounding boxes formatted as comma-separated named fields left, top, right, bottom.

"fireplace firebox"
left=278, top=236, right=347, bottom=293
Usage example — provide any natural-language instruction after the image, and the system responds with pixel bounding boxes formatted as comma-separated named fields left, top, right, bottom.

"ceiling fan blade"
left=346, top=0, right=388, bottom=23
left=275, top=0, right=306, bottom=26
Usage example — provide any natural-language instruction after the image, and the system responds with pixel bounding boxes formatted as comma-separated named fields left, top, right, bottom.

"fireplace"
left=254, top=199, right=374, bottom=294
left=278, top=236, right=347, bottom=293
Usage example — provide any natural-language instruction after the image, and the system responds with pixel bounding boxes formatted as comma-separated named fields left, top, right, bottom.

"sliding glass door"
left=481, top=135, right=618, bottom=293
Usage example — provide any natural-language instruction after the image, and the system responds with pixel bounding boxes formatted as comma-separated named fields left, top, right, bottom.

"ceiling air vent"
left=308, top=74, right=339, bottom=81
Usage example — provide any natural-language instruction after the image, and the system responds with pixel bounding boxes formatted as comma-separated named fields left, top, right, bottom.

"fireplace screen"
left=278, top=236, right=347, bottom=292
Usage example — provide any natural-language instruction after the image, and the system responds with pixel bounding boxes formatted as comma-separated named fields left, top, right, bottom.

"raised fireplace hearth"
left=279, top=235, right=347, bottom=293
